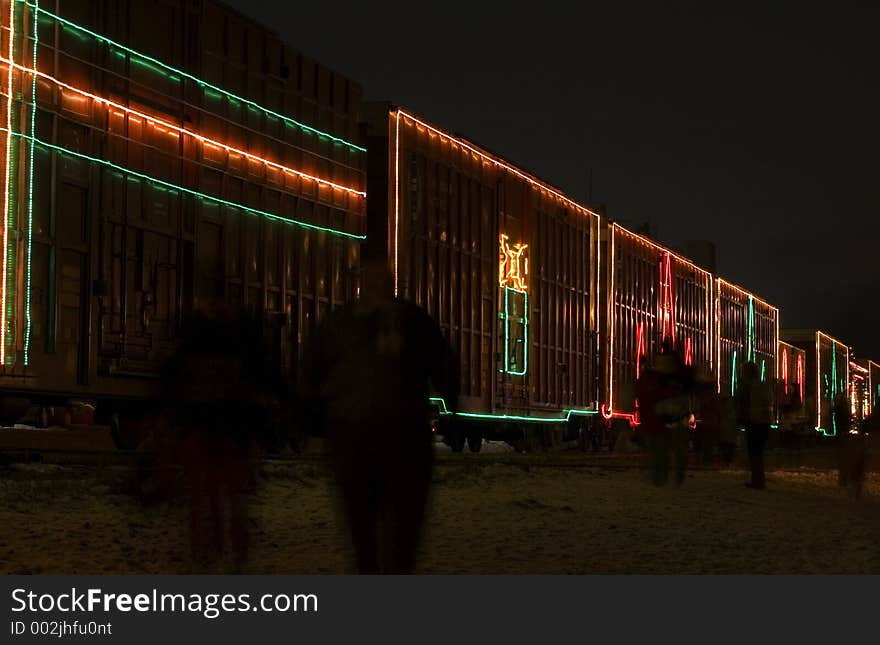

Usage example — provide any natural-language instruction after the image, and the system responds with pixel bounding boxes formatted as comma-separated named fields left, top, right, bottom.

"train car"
left=781, top=330, right=849, bottom=436
left=0, top=0, right=366, bottom=429
left=848, top=358, right=872, bottom=424
left=601, top=223, right=714, bottom=424
left=363, top=105, right=601, bottom=451
left=867, top=359, right=880, bottom=416
left=715, top=278, right=778, bottom=398
left=777, top=340, right=807, bottom=430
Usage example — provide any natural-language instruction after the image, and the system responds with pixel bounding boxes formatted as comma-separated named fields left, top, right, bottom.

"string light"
left=797, top=353, right=804, bottom=403
left=731, top=349, right=737, bottom=396
left=393, top=111, right=400, bottom=295
left=15, top=0, right=367, bottom=152
left=635, top=322, right=645, bottom=379
left=2, top=129, right=365, bottom=240
left=499, top=233, right=528, bottom=291
left=23, top=0, right=38, bottom=365
left=2, top=0, right=16, bottom=365
left=395, top=110, right=599, bottom=219
left=781, top=346, right=789, bottom=394
left=430, top=396, right=597, bottom=422
left=502, top=287, right=528, bottom=376
left=0, top=59, right=366, bottom=198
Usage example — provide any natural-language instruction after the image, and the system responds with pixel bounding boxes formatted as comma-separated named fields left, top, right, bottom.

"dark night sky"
left=227, top=0, right=879, bottom=359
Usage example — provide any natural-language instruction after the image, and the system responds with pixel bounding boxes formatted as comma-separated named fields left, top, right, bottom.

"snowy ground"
left=1, top=453, right=879, bottom=574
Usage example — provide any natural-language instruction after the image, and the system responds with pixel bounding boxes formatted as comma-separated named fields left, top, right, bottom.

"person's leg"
left=745, top=425, right=760, bottom=488
left=382, top=436, right=433, bottom=574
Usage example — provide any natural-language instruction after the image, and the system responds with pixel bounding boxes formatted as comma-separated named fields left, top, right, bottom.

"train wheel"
left=467, top=434, right=483, bottom=453
left=448, top=432, right=466, bottom=453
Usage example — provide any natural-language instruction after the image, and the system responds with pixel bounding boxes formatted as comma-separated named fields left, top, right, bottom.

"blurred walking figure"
left=694, top=366, right=721, bottom=466
left=717, top=393, right=738, bottom=465
left=302, top=258, right=459, bottom=574
left=636, top=348, right=692, bottom=486
left=832, top=391, right=852, bottom=487
left=735, top=361, right=772, bottom=490
left=161, top=312, right=279, bottom=571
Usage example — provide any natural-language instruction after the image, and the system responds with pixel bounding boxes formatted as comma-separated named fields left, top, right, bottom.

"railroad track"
left=2, top=444, right=872, bottom=475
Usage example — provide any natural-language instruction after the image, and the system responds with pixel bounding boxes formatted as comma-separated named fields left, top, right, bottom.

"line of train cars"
left=0, top=0, right=875, bottom=453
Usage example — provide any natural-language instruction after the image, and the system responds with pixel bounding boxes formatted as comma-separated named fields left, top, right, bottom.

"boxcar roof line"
left=394, top=108, right=600, bottom=220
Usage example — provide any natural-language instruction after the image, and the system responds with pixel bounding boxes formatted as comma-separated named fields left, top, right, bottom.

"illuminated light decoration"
left=23, top=0, right=37, bottom=365
left=781, top=347, right=789, bottom=394
left=431, top=397, right=598, bottom=422
left=599, top=404, right=641, bottom=426
left=2, top=0, right=16, bottom=365
left=831, top=339, right=838, bottom=435
left=501, top=286, right=528, bottom=376
left=684, top=337, right=693, bottom=366
left=747, top=295, right=756, bottom=362
left=394, top=110, right=599, bottom=217
left=715, top=277, right=779, bottom=400
left=499, top=234, right=529, bottom=291
left=2, top=129, right=365, bottom=240
left=499, top=234, right=529, bottom=375
left=797, top=354, right=804, bottom=402
left=15, top=0, right=367, bottom=153
left=635, top=322, right=645, bottom=379
left=392, top=111, right=400, bottom=295
left=760, top=359, right=766, bottom=383
left=0, top=60, right=366, bottom=198
left=658, top=251, right=675, bottom=344
left=731, top=349, right=737, bottom=396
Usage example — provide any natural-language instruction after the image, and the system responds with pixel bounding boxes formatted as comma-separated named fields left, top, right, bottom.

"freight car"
left=0, top=0, right=366, bottom=439
left=848, top=358, right=872, bottom=425
left=715, top=278, right=778, bottom=400
left=781, top=330, right=849, bottom=436
left=776, top=340, right=807, bottom=430
left=601, top=223, right=714, bottom=424
left=363, top=104, right=601, bottom=452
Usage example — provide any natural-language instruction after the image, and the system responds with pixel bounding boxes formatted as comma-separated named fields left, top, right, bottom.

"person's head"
left=359, top=256, right=394, bottom=305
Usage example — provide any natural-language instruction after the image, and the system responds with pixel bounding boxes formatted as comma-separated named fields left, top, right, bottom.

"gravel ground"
left=1, top=458, right=878, bottom=574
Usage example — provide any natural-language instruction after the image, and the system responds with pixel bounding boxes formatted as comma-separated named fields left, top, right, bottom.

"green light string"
left=15, top=0, right=367, bottom=153
left=430, top=397, right=597, bottom=422
left=502, top=286, right=528, bottom=375
left=731, top=349, right=737, bottom=396
left=23, top=0, right=37, bottom=365
left=760, top=359, right=765, bottom=382
left=1, top=129, right=365, bottom=240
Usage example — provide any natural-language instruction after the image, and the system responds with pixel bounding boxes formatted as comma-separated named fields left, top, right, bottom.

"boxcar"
left=364, top=105, right=600, bottom=451
left=715, top=278, right=778, bottom=399
left=867, top=359, right=880, bottom=416
left=0, top=0, right=366, bottom=424
left=777, top=340, right=807, bottom=429
left=601, top=223, right=714, bottom=422
left=781, top=330, right=849, bottom=436
left=848, top=359, right=872, bottom=424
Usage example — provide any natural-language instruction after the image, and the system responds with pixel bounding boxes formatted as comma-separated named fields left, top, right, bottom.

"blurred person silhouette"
left=161, top=310, right=280, bottom=571
left=832, top=391, right=852, bottom=487
left=717, top=393, right=738, bottom=465
left=636, top=345, right=692, bottom=486
left=301, top=257, right=459, bottom=574
left=694, top=365, right=721, bottom=466
left=735, top=361, right=772, bottom=490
